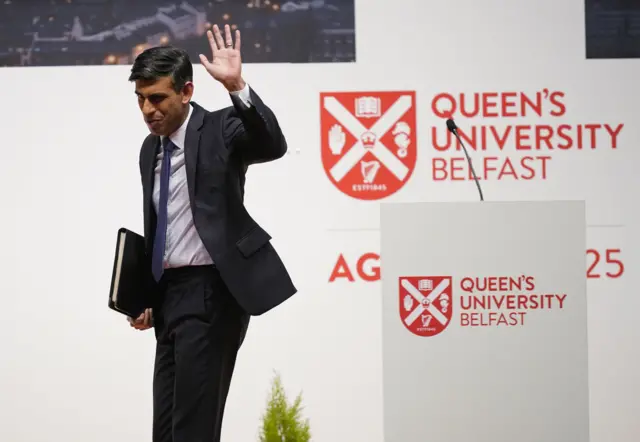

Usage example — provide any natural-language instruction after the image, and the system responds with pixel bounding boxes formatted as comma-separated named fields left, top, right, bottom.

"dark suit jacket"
left=138, top=87, right=297, bottom=316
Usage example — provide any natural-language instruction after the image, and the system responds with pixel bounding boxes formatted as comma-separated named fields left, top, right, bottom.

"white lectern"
left=380, top=201, right=589, bottom=442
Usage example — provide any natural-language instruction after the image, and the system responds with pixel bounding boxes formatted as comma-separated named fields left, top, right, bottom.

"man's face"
left=135, top=76, right=193, bottom=136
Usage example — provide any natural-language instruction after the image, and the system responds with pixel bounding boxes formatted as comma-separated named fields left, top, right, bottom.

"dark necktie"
left=151, top=137, right=175, bottom=282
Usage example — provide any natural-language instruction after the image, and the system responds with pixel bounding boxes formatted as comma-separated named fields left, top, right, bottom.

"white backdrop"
left=1, top=0, right=639, bottom=441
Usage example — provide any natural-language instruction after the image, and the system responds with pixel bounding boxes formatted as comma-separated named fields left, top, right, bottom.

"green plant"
left=259, top=371, right=311, bottom=442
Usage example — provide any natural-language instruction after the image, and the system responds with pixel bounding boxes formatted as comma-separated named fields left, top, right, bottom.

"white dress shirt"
left=152, top=84, right=253, bottom=269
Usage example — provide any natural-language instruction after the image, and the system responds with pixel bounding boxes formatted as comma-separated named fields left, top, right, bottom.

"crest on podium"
left=398, top=276, right=453, bottom=337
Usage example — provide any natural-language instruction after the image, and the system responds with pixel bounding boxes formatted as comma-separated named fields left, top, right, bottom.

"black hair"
left=128, top=46, right=193, bottom=92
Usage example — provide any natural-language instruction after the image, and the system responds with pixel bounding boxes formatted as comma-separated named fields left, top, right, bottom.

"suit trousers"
left=151, top=265, right=250, bottom=442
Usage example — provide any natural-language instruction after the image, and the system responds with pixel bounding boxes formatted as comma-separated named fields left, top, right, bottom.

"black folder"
left=108, top=227, right=150, bottom=318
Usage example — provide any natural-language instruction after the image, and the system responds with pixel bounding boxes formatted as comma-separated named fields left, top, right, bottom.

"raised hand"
left=199, top=24, right=245, bottom=92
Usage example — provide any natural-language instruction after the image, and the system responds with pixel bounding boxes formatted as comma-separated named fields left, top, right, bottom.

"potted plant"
left=259, top=371, right=311, bottom=442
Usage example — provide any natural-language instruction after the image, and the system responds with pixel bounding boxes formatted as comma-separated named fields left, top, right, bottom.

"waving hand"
left=199, top=24, right=245, bottom=92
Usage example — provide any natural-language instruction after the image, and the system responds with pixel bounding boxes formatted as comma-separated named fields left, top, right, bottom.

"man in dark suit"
left=126, top=24, right=297, bottom=442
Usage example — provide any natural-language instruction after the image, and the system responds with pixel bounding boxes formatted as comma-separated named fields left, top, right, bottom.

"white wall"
left=1, top=0, right=638, bottom=441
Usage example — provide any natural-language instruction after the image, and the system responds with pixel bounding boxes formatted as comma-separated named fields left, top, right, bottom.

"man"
left=127, top=24, right=297, bottom=442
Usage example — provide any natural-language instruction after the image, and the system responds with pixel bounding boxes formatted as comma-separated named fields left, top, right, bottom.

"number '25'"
left=587, top=249, right=624, bottom=279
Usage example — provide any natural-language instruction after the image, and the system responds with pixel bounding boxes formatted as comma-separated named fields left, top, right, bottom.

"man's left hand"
left=128, top=308, right=153, bottom=331
left=199, top=24, right=246, bottom=93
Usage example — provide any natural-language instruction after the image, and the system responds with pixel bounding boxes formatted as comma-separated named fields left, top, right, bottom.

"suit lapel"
left=184, top=102, right=204, bottom=206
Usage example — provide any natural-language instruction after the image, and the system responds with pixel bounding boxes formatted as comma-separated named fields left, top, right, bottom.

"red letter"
left=501, top=92, right=518, bottom=117
left=535, top=125, right=553, bottom=150
left=329, top=254, right=354, bottom=282
left=357, top=253, right=380, bottom=282
left=605, top=124, right=624, bottom=149
left=432, top=158, right=448, bottom=180
left=432, top=93, right=456, bottom=118
left=482, top=92, right=499, bottom=117
left=548, top=91, right=566, bottom=116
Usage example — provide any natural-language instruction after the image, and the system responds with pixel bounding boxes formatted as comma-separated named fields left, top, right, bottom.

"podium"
left=379, top=201, right=590, bottom=442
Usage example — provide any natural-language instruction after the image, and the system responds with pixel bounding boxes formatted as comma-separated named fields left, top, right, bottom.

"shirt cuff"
left=229, top=83, right=252, bottom=107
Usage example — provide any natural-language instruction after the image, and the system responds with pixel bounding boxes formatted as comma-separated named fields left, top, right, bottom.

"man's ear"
left=181, top=81, right=194, bottom=104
